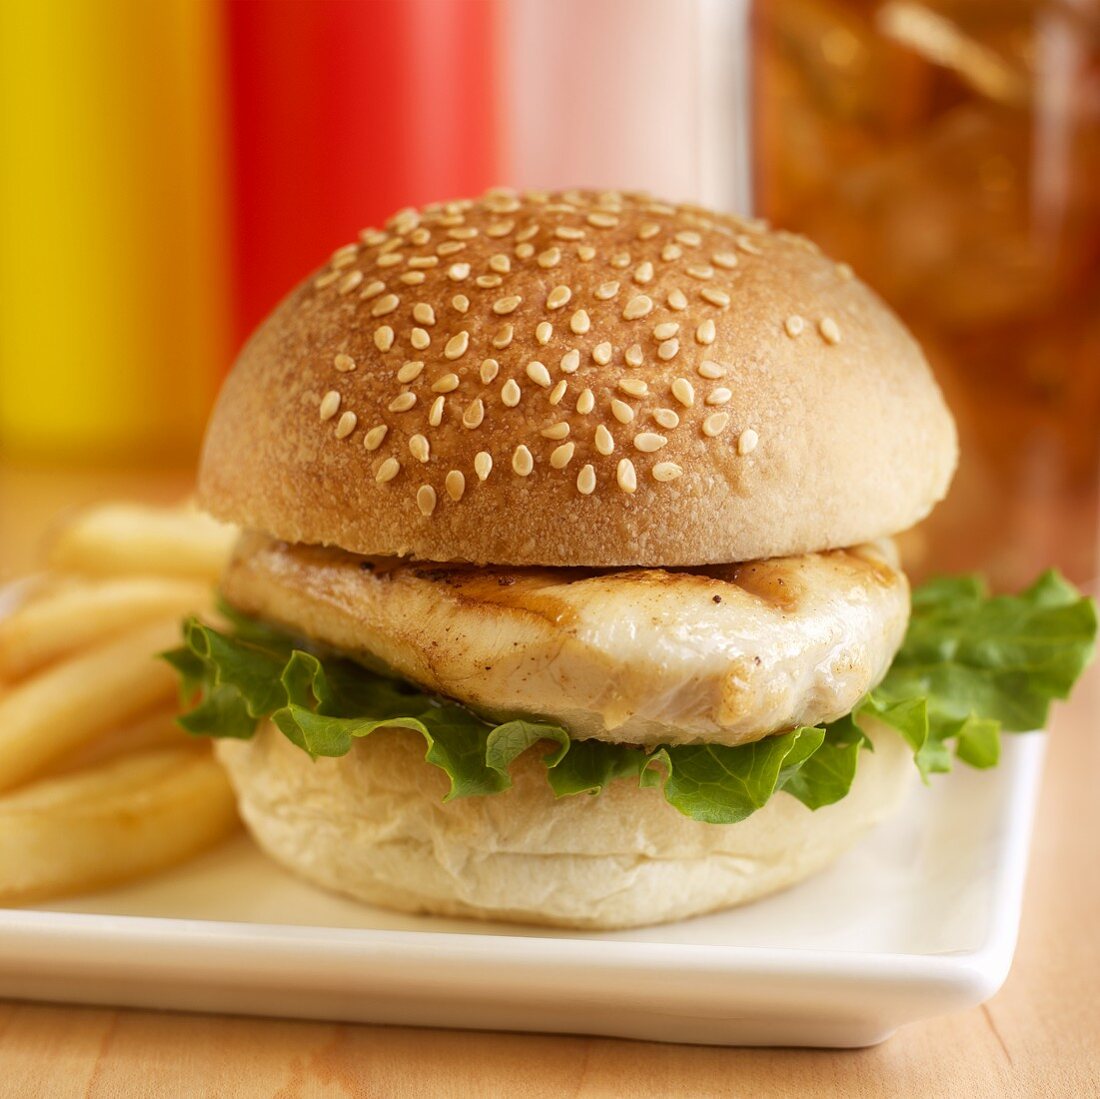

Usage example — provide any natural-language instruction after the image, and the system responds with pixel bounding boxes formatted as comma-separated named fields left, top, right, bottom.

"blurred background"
left=0, top=0, right=1096, bottom=588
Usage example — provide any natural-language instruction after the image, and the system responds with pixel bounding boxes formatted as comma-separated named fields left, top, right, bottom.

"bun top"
left=199, top=188, right=956, bottom=566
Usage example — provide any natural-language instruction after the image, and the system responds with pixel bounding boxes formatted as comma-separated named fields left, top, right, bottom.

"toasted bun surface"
left=216, top=721, right=913, bottom=930
left=199, top=189, right=957, bottom=566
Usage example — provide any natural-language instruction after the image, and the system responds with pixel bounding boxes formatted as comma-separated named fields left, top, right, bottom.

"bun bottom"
left=216, top=722, right=913, bottom=930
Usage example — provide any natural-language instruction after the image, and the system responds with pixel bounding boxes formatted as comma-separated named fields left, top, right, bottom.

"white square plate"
left=0, top=733, right=1044, bottom=1047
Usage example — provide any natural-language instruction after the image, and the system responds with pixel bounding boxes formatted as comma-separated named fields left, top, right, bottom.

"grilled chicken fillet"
left=221, top=533, right=909, bottom=748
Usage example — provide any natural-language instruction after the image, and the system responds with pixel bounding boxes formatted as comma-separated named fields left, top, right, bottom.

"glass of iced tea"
left=752, top=0, right=1100, bottom=588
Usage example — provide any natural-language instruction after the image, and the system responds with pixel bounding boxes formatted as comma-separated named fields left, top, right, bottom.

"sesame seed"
left=447, top=263, right=470, bottom=281
left=501, top=379, right=522, bottom=407
left=376, top=253, right=403, bottom=269
left=577, top=244, right=596, bottom=261
left=701, top=287, right=730, bottom=308
left=560, top=349, right=580, bottom=373
left=474, top=451, right=493, bottom=481
left=671, top=378, right=695, bottom=407
left=526, top=361, right=552, bottom=388
left=399, top=272, right=425, bottom=286
left=648, top=202, right=676, bottom=216
left=448, top=226, right=478, bottom=240
left=407, top=256, right=438, bottom=269
left=550, top=441, right=575, bottom=469
left=625, top=344, right=643, bottom=367
left=549, top=379, right=567, bottom=405
left=461, top=398, right=485, bottom=429
left=555, top=226, right=584, bottom=241
left=623, top=295, right=653, bottom=320
left=836, top=262, right=853, bottom=281
left=331, top=243, right=358, bottom=266
left=512, top=444, right=534, bottom=476
left=515, top=242, right=535, bottom=259
left=445, top=470, right=466, bottom=501
left=516, top=224, right=540, bottom=242
left=360, top=229, right=386, bottom=246
left=374, top=326, right=395, bottom=352
left=334, top=411, right=357, bottom=438
left=633, top=261, right=654, bottom=285
left=486, top=221, right=514, bottom=238
left=411, top=328, right=431, bottom=350
left=610, top=399, right=635, bottom=424
left=338, top=270, right=364, bottom=294
left=652, top=461, right=683, bottom=482
left=676, top=230, right=702, bottom=247
left=618, top=377, right=648, bottom=398
left=698, top=360, right=726, bottom=379
left=480, top=358, right=499, bottom=384
left=667, top=288, right=688, bottom=311
left=388, top=391, right=417, bottom=413
left=492, top=324, right=514, bottom=348
left=536, top=321, right=553, bottom=345
left=784, top=315, right=805, bottom=338
left=637, top=222, right=660, bottom=240
left=537, top=247, right=562, bottom=269
left=706, top=387, right=733, bottom=405
left=489, top=253, right=511, bottom=274
left=412, top=303, right=435, bottom=326
left=713, top=252, right=738, bottom=270
left=687, top=264, right=715, bottom=281
left=735, top=234, right=762, bottom=255
left=364, top=425, right=389, bottom=452
left=610, top=252, right=631, bottom=269
left=334, top=353, right=356, bottom=373
left=570, top=309, right=591, bottom=334
left=444, top=332, right=469, bottom=360
left=493, top=295, right=522, bottom=315
left=429, top=396, right=446, bottom=427
left=653, top=407, right=680, bottom=429
left=738, top=428, right=759, bottom=455
left=576, top=464, right=596, bottom=495
left=431, top=373, right=459, bottom=394
left=661, top=243, right=683, bottom=262
left=633, top=432, right=667, bottom=453
left=702, top=411, right=729, bottom=437
left=592, top=342, right=612, bottom=366
left=541, top=421, right=571, bottom=440
left=360, top=281, right=388, bottom=303
left=314, top=270, right=341, bottom=289
left=409, top=434, right=430, bottom=462
left=576, top=388, right=595, bottom=414
left=587, top=211, right=618, bottom=228
left=416, top=485, right=437, bottom=516
left=594, top=424, right=615, bottom=455
left=819, top=317, right=841, bottom=344
left=616, top=459, right=637, bottom=493
left=438, top=241, right=465, bottom=256
left=376, top=457, right=400, bottom=483
left=409, top=228, right=430, bottom=246
left=546, top=285, right=572, bottom=310
left=475, top=275, right=502, bottom=289
left=437, top=214, right=464, bottom=228
left=319, top=390, right=341, bottom=421
left=658, top=338, right=680, bottom=361
left=452, top=294, right=470, bottom=313
left=371, top=294, right=399, bottom=317
left=653, top=322, right=679, bottom=341
left=595, top=281, right=620, bottom=300
left=696, top=319, right=717, bottom=345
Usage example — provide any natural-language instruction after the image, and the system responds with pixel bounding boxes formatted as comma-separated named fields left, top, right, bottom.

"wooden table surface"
left=1, top=462, right=1097, bottom=1098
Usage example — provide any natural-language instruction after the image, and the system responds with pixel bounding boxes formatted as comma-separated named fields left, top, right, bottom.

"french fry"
left=42, top=707, right=192, bottom=778
left=0, top=619, right=182, bottom=792
left=0, top=576, right=211, bottom=681
left=48, top=502, right=237, bottom=582
left=0, top=748, right=239, bottom=904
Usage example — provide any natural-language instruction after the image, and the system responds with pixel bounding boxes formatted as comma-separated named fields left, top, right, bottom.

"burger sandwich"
left=167, top=188, right=1096, bottom=929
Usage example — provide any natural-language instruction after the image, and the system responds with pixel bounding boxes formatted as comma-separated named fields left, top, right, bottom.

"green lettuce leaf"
left=164, top=571, right=1095, bottom=824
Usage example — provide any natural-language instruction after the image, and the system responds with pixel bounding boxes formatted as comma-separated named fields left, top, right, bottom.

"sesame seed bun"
left=215, top=719, right=914, bottom=930
left=198, top=188, right=957, bottom=566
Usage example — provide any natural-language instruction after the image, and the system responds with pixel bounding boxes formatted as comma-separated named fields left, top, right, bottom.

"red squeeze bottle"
left=225, top=0, right=502, bottom=353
